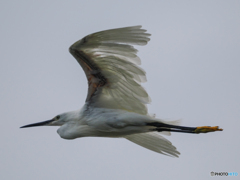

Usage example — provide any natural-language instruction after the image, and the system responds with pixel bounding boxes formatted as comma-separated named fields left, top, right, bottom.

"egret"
left=21, top=26, right=222, bottom=157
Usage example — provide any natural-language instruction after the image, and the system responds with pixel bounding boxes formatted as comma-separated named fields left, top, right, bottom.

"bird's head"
left=21, top=110, right=84, bottom=139
left=20, top=112, right=72, bottom=128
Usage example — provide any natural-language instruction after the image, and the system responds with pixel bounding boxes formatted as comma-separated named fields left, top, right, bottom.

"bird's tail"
left=125, top=132, right=180, bottom=157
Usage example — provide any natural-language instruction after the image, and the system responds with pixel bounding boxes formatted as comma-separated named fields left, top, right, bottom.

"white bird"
left=21, top=26, right=222, bottom=157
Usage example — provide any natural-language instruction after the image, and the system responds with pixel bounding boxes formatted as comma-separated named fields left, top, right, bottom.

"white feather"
left=69, top=26, right=151, bottom=114
left=125, top=132, right=180, bottom=157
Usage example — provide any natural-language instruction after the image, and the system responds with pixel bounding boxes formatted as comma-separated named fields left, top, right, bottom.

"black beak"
left=20, top=119, right=54, bottom=128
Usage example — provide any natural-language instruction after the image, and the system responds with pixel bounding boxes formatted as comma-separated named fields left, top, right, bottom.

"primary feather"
left=69, top=26, right=151, bottom=114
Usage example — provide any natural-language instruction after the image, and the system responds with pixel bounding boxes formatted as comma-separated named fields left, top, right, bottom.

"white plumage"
left=69, top=26, right=151, bottom=114
left=21, top=26, right=223, bottom=157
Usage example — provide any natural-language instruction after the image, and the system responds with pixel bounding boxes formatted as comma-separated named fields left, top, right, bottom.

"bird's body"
left=21, top=26, right=222, bottom=157
left=57, top=106, right=151, bottom=139
left=56, top=104, right=176, bottom=139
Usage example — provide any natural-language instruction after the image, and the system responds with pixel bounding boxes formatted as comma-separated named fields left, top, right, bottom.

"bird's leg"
left=146, top=122, right=223, bottom=134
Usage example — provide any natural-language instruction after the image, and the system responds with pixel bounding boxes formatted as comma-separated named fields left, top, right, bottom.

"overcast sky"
left=1, top=1, right=239, bottom=180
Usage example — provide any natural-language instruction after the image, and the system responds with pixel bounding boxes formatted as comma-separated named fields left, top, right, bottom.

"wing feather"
left=125, top=132, right=180, bottom=157
left=69, top=26, right=151, bottom=114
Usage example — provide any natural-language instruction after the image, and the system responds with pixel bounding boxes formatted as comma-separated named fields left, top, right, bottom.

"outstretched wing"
left=69, top=26, right=151, bottom=115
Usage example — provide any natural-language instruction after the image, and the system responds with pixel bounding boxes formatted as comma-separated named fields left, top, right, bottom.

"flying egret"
left=21, top=26, right=223, bottom=157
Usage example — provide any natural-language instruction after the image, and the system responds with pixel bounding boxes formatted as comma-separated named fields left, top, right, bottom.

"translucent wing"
left=125, top=132, right=180, bottom=157
left=69, top=26, right=151, bottom=114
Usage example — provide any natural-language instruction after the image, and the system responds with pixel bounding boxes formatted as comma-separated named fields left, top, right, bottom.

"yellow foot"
left=194, top=126, right=223, bottom=133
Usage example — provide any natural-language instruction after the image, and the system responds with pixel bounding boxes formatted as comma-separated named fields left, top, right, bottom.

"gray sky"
left=1, top=0, right=239, bottom=179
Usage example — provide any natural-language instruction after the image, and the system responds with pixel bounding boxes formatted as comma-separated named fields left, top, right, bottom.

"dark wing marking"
left=69, top=48, right=107, bottom=101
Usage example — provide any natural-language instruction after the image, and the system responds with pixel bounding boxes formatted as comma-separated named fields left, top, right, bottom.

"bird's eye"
left=56, top=115, right=60, bottom=120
